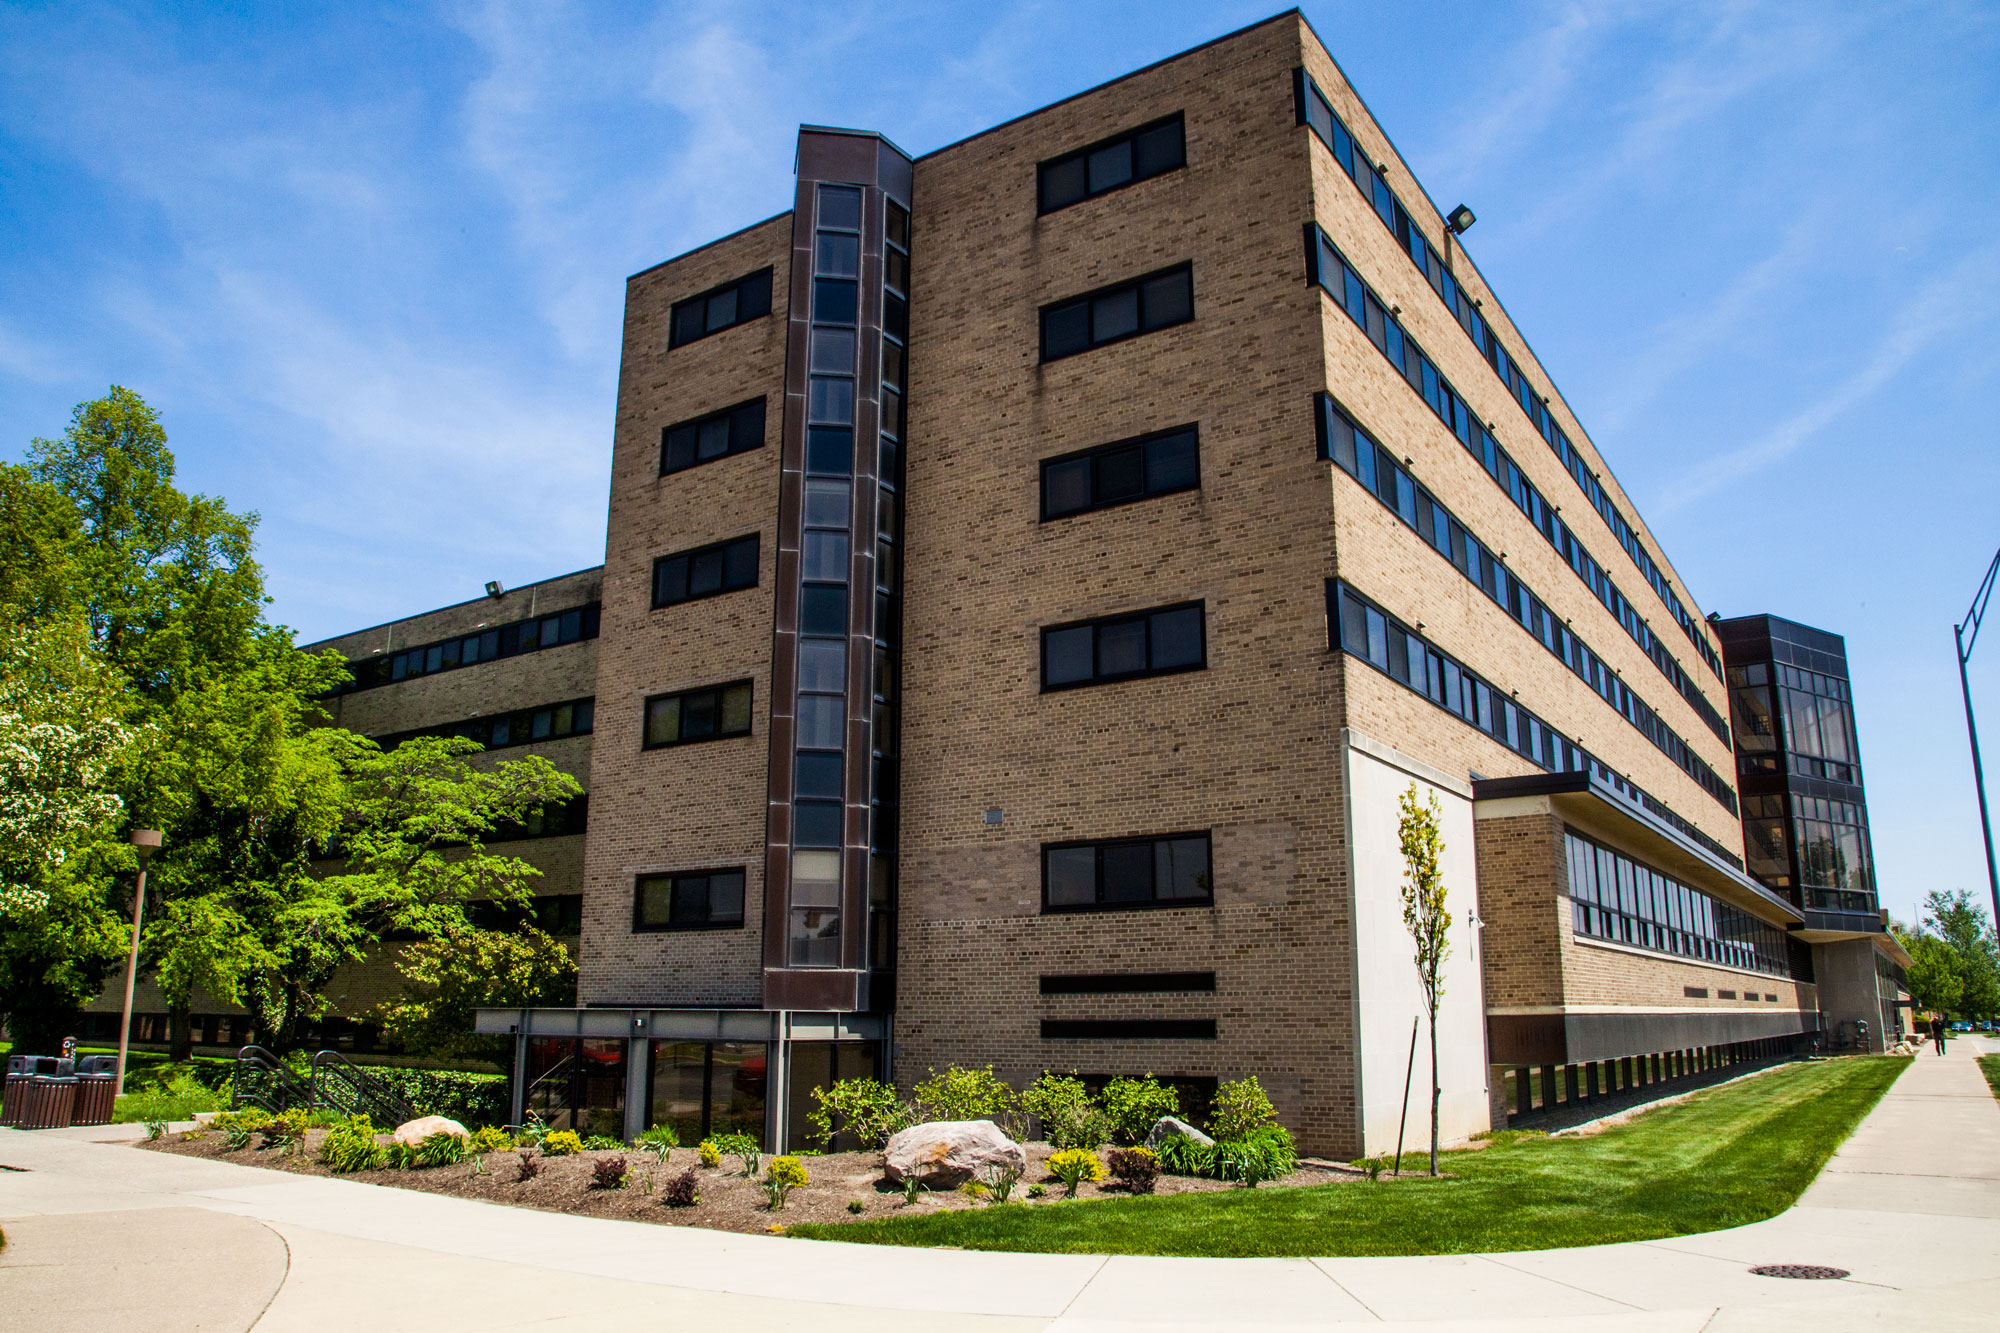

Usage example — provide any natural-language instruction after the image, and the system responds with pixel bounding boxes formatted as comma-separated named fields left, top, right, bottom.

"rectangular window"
left=1038, top=114, right=1186, bottom=213
left=1040, top=264, right=1193, bottom=361
left=1042, top=601, right=1204, bottom=690
left=377, top=698, right=594, bottom=753
left=1042, top=833, right=1212, bottom=912
left=660, top=398, right=765, bottom=475
left=633, top=868, right=747, bottom=931
left=643, top=680, right=754, bottom=749
left=668, top=268, right=774, bottom=349
left=652, top=534, right=759, bottom=608
left=1040, top=425, right=1199, bottom=520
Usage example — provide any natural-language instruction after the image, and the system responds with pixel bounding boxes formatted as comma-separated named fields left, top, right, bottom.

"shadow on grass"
left=787, top=1056, right=1908, bottom=1258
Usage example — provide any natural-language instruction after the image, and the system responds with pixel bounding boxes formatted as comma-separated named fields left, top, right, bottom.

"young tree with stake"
left=1398, top=784, right=1450, bottom=1177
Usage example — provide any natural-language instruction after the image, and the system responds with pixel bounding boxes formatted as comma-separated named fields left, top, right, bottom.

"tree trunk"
left=168, top=1005, right=193, bottom=1064
left=1428, top=1004, right=1441, bottom=1177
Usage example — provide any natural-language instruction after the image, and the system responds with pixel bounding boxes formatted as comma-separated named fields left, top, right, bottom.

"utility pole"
left=115, top=828, right=163, bottom=1097
left=1955, top=548, right=2000, bottom=932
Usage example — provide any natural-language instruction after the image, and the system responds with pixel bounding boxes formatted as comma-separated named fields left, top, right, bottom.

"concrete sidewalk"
left=2, top=1045, right=1995, bottom=1331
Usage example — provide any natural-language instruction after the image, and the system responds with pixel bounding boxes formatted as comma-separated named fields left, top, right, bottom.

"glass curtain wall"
left=645, top=1040, right=769, bottom=1145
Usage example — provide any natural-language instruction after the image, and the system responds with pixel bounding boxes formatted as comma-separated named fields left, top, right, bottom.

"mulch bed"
left=138, top=1132, right=1359, bottom=1234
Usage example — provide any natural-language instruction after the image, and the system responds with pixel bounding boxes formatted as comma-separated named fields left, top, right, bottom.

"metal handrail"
left=311, top=1050, right=417, bottom=1126
left=232, top=1045, right=313, bottom=1113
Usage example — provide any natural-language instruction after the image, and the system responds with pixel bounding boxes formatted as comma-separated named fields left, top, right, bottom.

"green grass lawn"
left=789, top=1056, right=1907, bottom=1258
left=1979, top=1054, right=2000, bottom=1105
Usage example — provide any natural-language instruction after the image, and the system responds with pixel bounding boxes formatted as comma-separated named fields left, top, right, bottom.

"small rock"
left=1144, top=1115, right=1215, bottom=1149
left=392, top=1115, right=468, bottom=1145
left=883, top=1119, right=1025, bottom=1187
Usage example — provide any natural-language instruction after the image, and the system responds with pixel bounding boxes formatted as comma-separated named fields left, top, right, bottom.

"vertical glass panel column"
left=869, top=197, right=910, bottom=975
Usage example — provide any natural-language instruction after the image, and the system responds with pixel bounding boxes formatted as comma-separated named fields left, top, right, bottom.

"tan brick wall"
left=578, top=215, right=793, bottom=1008
left=893, top=15, right=1374, bottom=1154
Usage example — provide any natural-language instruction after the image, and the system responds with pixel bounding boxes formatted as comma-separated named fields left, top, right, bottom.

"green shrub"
left=467, top=1125, right=513, bottom=1155
left=898, top=1174, right=925, bottom=1206
left=1026, top=1182, right=1046, bottom=1198
left=221, top=1119, right=258, bottom=1151
left=542, top=1130, right=583, bottom=1157
left=385, top=1141, right=418, bottom=1169
left=1155, top=1134, right=1216, bottom=1178
left=143, top=1120, right=167, bottom=1140
left=1046, top=1147, right=1106, bottom=1197
left=263, top=1109, right=312, bottom=1155
left=1208, top=1076, right=1277, bottom=1142
left=808, top=1077, right=913, bottom=1149
left=911, top=1066, right=1015, bottom=1127
left=711, top=1132, right=761, bottom=1177
left=580, top=1134, right=623, bottom=1151
left=1107, top=1145, right=1160, bottom=1193
left=762, top=1155, right=809, bottom=1209
left=846, top=1199, right=865, bottom=1214
left=1101, top=1075, right=1178, bottom=1145
left=320, top=1118, right=388, bottom=1173
left=979, top=1160, right=1023, bottom=1203
left=697, top=1139, right=721, bottom=1169
left=513, top=1113, right=550, bottom=1148
left=114, top=1067, right=228, bottom=1124
left=1216, top=1124, right=1296, bottom=1187
left=636, top=1123, right=680, bottom=1150
left=353, top=1067, right=508, bottom=1126
left=414, top=1130, right=467, bottom=1168
left=1021, top=1072, right=1110, bottom=1151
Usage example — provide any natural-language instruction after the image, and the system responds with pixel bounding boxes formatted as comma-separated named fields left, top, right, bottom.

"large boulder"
left=392, top=1115, right=468, bottom=1145
left=883, top=1119, right=1025, bottom=1187
left=1144, top=1116, right=1214, bottom=1150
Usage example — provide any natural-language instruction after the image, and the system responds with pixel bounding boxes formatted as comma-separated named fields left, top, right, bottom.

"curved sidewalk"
left=2, top=1044, right=1995, bottom=1331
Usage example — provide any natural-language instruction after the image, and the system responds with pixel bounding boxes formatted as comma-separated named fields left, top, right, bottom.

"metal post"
left=1954, top=548, right=2000, bottom=930
left=114, top=829, right=162, bottom=1098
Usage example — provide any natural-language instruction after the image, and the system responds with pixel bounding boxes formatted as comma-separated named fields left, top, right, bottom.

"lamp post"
left=1955, top=548, right=2000, bottom=932
left=114, top=828, right=163, bottom=1097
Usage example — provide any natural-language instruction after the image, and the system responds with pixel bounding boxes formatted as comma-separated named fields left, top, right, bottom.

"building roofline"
left=798, top=123, right=915, bottom=162
left=299, top=564, right=605, bottom=651
left=628, top=210, right=792, bottom=284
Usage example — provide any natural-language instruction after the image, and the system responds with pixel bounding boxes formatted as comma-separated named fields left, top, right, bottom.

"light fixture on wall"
left=1446, top=204, right=1476, bottom=234
left=485, top=580, right=505, bottom=599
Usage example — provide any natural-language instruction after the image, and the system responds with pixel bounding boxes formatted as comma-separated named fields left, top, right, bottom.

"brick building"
left=234, top=12, right=1828, bottom=1155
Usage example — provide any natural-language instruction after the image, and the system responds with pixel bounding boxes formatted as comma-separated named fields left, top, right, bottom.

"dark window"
left=652, top=535, right=759, bottom=608
left=1040, top=264, right=1193, bottom=361
left=1038, top=114, right=1187, bottom=213
left=333, top=603, right=600, bottom=696
left=643, top=680, right=754, bottom=749
left=661, top=399, right=765, bottom=475
left=634, top=868, right=746, bottom=931
left=1041, top=426, right=1200, bottom=519
left=1039, top=972, right=1215, bottom=994
left=668, top=269, right=773, bottom=349
left=376, top=698, right=594, bottom=753
left=1040, top=1019, right=1216, bottom=1040
left=1042, top=601, right=1205, bottom=690
left=1042, top=833, right=1212, bottom=912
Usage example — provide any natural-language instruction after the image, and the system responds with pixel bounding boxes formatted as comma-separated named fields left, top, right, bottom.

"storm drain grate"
left=1750, top=1264, right=1848, bottom=1280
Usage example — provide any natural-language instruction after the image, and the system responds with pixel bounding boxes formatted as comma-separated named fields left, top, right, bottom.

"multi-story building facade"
left=1716, top=613, right=1910, bottom=1048
left=442, top=12, right=1819, bottom=1157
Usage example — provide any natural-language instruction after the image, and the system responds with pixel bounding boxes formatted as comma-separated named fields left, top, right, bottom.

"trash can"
left=71, top=1056, right=118, bottom=1126
left=2, top=1056, right=78, bottom=1130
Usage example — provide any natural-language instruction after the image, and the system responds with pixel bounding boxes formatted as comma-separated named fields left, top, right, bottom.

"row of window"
left=1042, top=601, right=1205, bottom=691
left=660, top=398, right=765, bottom=476
left=1729, top=660, right=1861, bottom=786
left=378, top=698, right=594, bottom=752
left=1332, top=580, right=1742, bottom=860
left=643, top=680, right=754, bottom=750
left=469, top=892, right=583, bottom=936
left=1319, top=395, right=1735, bottom=813
left=1563, top=829, right=1793, bottom=976
left=668, top=268, right=773, bottom=349
left=1295, top=69, right=1721, bottom=683
left=1038, top=114, right=1187, bottom=214
left=1042, top=425, right=1199, bottom=520
left=1041, top=263, right=1192, bottom=362
left=1306, top=228, right=1726, bottom=743
left=334, top=603, right=599, bottom=694
left=653, top=534, right=759, bottom=609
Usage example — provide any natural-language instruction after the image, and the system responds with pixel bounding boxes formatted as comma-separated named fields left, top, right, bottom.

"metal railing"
left=231, top=1046, right=313, bottom=1114
left=311, top=1050, right=417, bottom=1126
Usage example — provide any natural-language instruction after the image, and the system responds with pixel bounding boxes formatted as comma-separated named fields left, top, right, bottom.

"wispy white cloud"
left=0, top=320, right=73, bottom=386
left=1420, top=2, right=1617, bottom=183
left=1658, top=243, right=2000, bottom=513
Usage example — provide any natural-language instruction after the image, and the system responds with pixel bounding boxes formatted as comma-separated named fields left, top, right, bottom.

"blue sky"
left=3, top=1, right=1997, bottom=930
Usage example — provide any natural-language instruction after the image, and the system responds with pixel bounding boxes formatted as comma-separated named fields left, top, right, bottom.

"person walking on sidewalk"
left=1932, top=1015, right=1948, bottom=1054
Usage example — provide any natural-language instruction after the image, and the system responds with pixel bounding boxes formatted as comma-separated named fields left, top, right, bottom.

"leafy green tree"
left=375, top=923, right=577, bottom=1065
left=1923, top=889, right=1999, bottom=1020
left=1398, top=784, right=1450, bottom=1177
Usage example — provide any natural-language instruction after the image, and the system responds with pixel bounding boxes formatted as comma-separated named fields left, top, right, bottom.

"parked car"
left=1950, top=1021, right=1972, bottom=1033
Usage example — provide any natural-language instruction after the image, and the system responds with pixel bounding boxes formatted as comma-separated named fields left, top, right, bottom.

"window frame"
left=1036, top=112, right=1188, bottom=215
left=641, top=679, right=755, bottom=751
left=1039, top=262, right=1194, bottom=363
left=1040, top=600, right=1206, bottom=692
left=1039, top=831, right=1215, bottom=914
left=667, top=268, right=774, bottom=350
left=659, top=397, right=767, bottom=476
left=632, top=867, right=748, bottom=933
left=1039, top=424, right=1201, bottom=521
left=650, top=534, right=760, bottom=610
